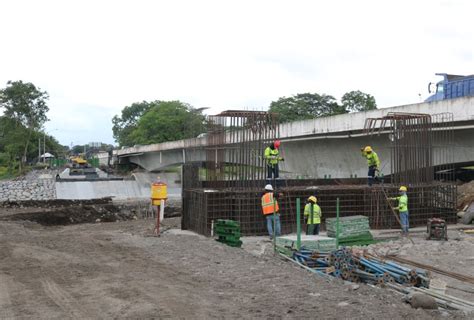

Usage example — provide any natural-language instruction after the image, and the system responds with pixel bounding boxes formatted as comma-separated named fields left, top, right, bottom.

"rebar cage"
left=364, top=112, right=455, bottom=184
left=182, top=111, right=458, bottom=236
left=205, top=110, right=279, bottom=189
left=182, top=184, right=457, bottom=236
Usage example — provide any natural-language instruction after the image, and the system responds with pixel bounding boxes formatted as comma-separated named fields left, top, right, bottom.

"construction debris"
left=457, top=181, right=474, bottom=208
left=393, top=285, right=474, bottom=312
left=405, top=293, right=438, bottom=310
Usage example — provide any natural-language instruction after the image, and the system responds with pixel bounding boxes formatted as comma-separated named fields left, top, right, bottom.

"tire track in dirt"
left=0, top=274, right=15, bottom=320
left=41, top=279, right=90, bottom=320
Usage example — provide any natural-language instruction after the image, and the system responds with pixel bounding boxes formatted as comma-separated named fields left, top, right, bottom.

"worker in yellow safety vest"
left=261, top=184, right=281, bottom=239
left=361, top=146, right=380, bottom=186
left=389, top=186, right=409, bottom=235
left=264, top=140, right=283, bottom=181
left=304, top=196, right=322, bottom=235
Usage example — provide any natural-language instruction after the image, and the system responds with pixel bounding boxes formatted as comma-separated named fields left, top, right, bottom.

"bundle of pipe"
left=292, top=247, right=430, bottom=287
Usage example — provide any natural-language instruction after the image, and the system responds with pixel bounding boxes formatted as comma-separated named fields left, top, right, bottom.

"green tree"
left=112, top=101, right=206, bottom=146
left=1, top=116, right=64, bottom=172
left=0, top=81, right=49, bottom=171
left=341, top=90, right=377, bottom=112
left=0, top=116, right=26, bottom=173
left=112, top=101, right=153, bottom=147
left=71, top=145, right=85, bottom=155
left=269, top=93, right=346, bottom=123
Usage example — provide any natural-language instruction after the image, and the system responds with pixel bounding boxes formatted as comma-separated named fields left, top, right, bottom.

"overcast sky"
left=0, top=0, right=472, bottom=146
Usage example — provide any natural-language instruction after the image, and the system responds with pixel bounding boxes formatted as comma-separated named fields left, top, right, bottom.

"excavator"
left=70, top=155, right=89, bottom=168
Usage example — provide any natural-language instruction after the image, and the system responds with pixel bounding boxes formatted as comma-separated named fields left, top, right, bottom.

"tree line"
left=1, top=79, right=378, bottom=174
left=112, top=90, right=376, bottom=147
left=0, top=81, right=64, bottom=176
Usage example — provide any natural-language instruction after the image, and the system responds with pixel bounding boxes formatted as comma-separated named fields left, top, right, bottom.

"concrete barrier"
left=55, top=172, right=182, bottom=200
left=55, top=181, right=150, bottom=200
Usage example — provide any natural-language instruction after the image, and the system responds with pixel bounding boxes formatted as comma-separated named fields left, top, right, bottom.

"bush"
left=0, top=153, right=9, bottom=167
left=0, top=166, right=10, bottom=179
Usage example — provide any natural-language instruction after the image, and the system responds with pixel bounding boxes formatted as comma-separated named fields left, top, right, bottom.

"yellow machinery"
left=151, top=181, right=168, bottom=205
left=71, top=156, right=88, bottom=168
left=151, top=179, right=168, bottom=236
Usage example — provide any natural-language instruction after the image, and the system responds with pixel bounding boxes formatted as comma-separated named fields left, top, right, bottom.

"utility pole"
left=38, top=138, right=41, bottom=163
left=43, top=132, right=46, bottom=163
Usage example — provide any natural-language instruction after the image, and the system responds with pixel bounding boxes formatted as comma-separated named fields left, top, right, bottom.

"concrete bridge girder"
left=127, top=148, right=206, bottom=172
left=117, top=97, right=474, bottom=176
left=123, top=128, right=474, bottom=179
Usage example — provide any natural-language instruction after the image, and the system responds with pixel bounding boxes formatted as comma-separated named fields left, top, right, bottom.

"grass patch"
left=0, top=165, right=32, bottom=180
left=0, top=166, right=14, bottom=180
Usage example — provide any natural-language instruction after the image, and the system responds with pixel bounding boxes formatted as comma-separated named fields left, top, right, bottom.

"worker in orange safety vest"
left=261, top=184, right=281, bottom=239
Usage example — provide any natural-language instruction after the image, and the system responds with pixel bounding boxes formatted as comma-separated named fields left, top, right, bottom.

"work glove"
left=279, top=157, right=284, bottom=161
left=360, top=147, right=364, bottom=152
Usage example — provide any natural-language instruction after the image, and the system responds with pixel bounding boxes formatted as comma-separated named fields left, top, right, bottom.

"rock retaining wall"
left=0, top=170, right=57, bottom=202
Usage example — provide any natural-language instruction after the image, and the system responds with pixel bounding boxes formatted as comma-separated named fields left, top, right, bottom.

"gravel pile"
left=457, top=180, right=474, bottom=208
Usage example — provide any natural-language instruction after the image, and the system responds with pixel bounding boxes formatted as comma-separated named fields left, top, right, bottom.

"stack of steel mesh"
left=326, top=215, right=375, bottom=246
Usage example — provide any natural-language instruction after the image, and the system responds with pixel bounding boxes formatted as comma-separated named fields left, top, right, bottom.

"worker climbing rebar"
left=264, top=140, right=284, bottom=182
left=389, top=186, right=409, bottom=235
left=261, top=184, right=281, bottom=240
left=361, top=146, right=380, bottom=186
left=304, top=196, right=321, bottom=235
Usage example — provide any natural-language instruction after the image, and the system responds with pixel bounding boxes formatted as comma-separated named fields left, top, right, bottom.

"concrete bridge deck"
left=115, top=97, right=474, bottom=178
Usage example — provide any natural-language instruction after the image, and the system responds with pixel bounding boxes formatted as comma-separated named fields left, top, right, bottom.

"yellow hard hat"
left=364, top=146, right=373, bottom=152
left=308, top=196, right=317, bottom=203
left=399, top=186, right=407, bottom=192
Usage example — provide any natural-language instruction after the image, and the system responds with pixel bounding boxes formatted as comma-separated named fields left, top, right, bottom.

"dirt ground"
left=0, top=211, right=472, bottom=319
left=367, top=227, right=474, bottom=301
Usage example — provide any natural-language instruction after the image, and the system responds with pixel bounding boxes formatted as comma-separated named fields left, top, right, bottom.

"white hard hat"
left=264, top=184, right=274, bottom=191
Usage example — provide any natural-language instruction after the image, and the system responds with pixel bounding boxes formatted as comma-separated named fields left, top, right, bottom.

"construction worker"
left=361, top=146, right=380, bottom=186
left=389, top=186, right=409, bottom=235
left=265, top=140, right=283, bottom=180
left=304, top=196, right=321, bottom=235
left=261, top=184, right=281, bottom=239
